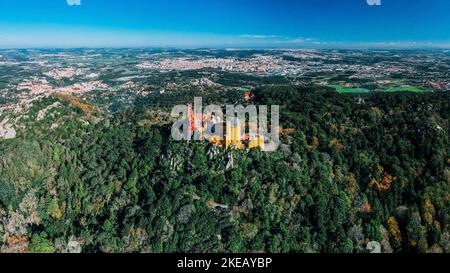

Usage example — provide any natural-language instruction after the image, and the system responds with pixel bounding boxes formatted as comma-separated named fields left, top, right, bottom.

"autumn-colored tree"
left=280, top=128, right=295, bottom=136
left=387, top=217, right=402, bottom=248
left=52, top=93, right=95, bottom=115
left=330, top=138, right=345, bottom=151
left=308, top=136, right=319, bottom=149
left=360, top=203, right=372, bottom=213
left=423, top=198, right=436, bottom=226
left=370, top=167, right=397, bottom=191
left=47, top=197, right=63, bottom=219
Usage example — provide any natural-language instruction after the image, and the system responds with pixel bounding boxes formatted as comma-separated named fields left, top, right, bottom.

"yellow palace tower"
left=225, top=117, right=244, bottom=149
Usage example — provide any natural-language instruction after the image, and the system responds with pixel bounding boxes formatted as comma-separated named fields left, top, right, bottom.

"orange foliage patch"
left=280, top=128, right=295, bottom=136
left=1, top=235, right=29, bottom=253
left=6, top=235, right=29, bottom=246
left=52, top=93, right=95, bottom=115
left=370, top=167, right=398, bottom=191
left=360, top=202, right=372, bottom=213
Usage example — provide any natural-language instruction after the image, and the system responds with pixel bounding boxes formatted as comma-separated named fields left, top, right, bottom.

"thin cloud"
left=67, top=0, right=81, bottom=6
left=274, top=37, right=315, bottom=44
left=240, top=34, right=281, bottom=39
left=239, top=35, right=318, bottom=45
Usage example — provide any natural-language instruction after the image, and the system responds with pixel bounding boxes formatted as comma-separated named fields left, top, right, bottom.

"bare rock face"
left=0, top=118, right=16, bottom=140
left=36, top=102, right=61, bottom=121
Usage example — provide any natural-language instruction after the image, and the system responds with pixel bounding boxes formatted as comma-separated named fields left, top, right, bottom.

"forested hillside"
left=0, top=88, right=449, bottom=253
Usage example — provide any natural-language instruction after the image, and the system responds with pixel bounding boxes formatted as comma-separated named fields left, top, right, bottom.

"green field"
left=327, top=84, right=370, bottom=94
left=328, top=83, right=430, bottom=94
left=384, top=86, right=429, bottom=93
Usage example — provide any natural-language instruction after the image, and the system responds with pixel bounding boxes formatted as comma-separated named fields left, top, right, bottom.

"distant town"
left=1, top=49, right=449, bottom=115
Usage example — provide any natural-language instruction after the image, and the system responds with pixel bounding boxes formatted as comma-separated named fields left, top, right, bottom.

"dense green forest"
left=0, top=87, right=449, bottom=253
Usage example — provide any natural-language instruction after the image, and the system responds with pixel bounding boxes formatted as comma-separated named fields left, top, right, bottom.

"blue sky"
left=0, top=0, right=449, bottom=48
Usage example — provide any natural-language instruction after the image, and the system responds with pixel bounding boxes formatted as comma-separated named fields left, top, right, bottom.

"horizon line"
left=1, top=46, right=450, bottom=51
